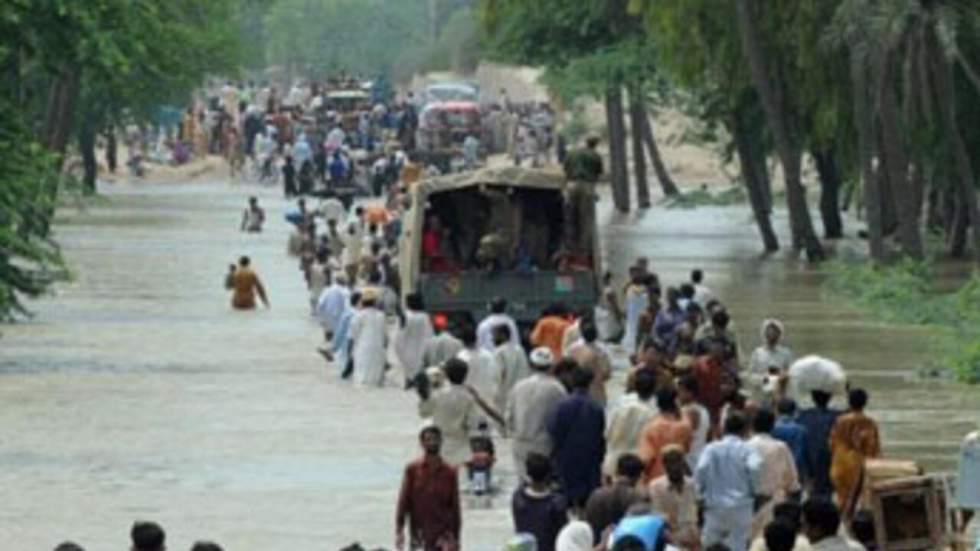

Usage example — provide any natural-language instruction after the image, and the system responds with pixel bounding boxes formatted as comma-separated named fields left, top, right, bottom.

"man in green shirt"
left=563, top=136, right=603, bottom=183
left=562, top=137, right=603, bottom=257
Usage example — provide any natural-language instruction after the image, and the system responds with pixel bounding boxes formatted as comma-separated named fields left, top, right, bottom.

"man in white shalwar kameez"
left=323, top=291, right=359, bottom=378
left=396, top=293, right=434, bottom=388
left=506, top=347, right=567, bottom=481
left=349, top=291, right=388, bottom=387
left=476, top=297, right=520, bottom=351
left=492, top=324, right=530, bottom=412
left=422, top=317, right=464, bottom=370
left=315, top=274, right=351, bottom=336
left=417, top=358, right=485, bottom=466
left=455, top=326, right=502, bottom=408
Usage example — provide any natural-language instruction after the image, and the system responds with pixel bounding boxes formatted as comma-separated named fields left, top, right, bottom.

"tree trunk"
left=41, top=68, right=80, bottom=158
left=927, top=24, right=980, bottom=263
left=733, top=111, right=780, bottom=252
left=877, top=48, right=923, bottom=258
left=925, top=186, right=942, bottom=232
left=950, top=201, right=969, bottom=259
left=812, top=149, right=845, bottom=239
left=79, top=123, right=97, bottom=195
left=628, top=81, right=651, bottom=208
left=605, top=86, right=631, bottom=213
left=639, top=106, right=680, bottom=198
left=105, top=128, right=117, bottom=173
left=851, top=50, right=883, bottom=260
left=876, top=155, right=899, bottom=237
left=734, top=0, right=824, bottom=260
left=758, top=151, right=773, bottom=214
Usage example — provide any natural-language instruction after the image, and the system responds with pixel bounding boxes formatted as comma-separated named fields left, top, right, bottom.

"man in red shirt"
left=395, top=426, right=461, bottom=550
left=693, top=337, right=736, bottom=437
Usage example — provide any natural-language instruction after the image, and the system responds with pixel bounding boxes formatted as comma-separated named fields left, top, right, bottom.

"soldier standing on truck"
left=562, top=137, right=603, bottom=258
left=476, top=186, right=519, bottom=270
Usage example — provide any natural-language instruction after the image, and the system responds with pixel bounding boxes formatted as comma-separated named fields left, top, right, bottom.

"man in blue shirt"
left=772, top=398, right=810, bottom=483
left=796, top=391, right=840, bottom=499
left=695, top=412, right=763, bottom=551
left=548, top=366, right=606, bottom=509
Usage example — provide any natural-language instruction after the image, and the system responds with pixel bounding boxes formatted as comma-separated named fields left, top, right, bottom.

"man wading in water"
left=240, top=196, right=265, bottom=233
left=227, top=256, right=270, bottom=310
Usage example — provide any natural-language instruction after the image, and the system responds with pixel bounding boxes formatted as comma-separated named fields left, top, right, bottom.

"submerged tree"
left=640, top=0, right=782, bottom=252
left=828, top=0, right=980, bottom=262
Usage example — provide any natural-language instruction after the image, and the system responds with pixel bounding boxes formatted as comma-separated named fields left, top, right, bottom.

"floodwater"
left=1, top=177, right=977, bottom=550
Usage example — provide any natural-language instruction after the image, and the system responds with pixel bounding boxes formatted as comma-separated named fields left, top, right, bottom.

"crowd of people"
left=208, top=78, right=979, bottom=551
left=227, top=193, right=894, bottom=551
left=212, top=94, right=900, bottom=550
left=384, top=258, right=893, bottom=551
left=129, top=77, right=566, bottom=206
left=189, top=78, right=422, bottom=194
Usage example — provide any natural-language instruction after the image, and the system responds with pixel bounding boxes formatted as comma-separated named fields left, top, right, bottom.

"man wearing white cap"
left=506, top=347, right=568, bottom=481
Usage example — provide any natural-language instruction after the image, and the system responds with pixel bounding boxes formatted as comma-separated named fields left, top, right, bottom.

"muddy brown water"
left=1, top=179, right=977, bottom=550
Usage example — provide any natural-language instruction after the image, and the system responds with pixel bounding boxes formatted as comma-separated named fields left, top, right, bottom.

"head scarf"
left=556, top=521, right=594, bottom=551
left=760, top=318, right=785, bottom=341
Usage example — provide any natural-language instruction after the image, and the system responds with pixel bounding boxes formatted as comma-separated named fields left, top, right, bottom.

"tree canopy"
left=262, top=0, right=481, bottom=82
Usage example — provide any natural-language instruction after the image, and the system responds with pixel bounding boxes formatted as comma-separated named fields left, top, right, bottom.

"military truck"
left=399, top=166, right=600, bottom=325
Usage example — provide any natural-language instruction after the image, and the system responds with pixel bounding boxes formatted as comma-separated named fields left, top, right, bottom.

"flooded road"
left=1, top=177, right=977, bottom=550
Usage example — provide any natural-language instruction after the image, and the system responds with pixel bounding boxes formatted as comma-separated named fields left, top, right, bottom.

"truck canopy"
left=400, top=167, right=599, bottom=323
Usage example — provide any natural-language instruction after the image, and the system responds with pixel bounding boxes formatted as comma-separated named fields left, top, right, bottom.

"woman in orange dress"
left=829, top=388, right=881, bottom=512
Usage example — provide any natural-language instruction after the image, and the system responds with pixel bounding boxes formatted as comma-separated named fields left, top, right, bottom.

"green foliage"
left=481, top=0, right=614, bottom=68
left=824, top=260, right=980, bottom=383
left=0, top=0, right=246, bottom=316
left=0, top=102, right=67, bottom=320
left=662, top=186, right=746, bottom=209
left=77, top=0, right=246, bottom=126
left=390, top=6, right=483, bottom=82
left=264, top=0, right=481, bottom=82
left=481, top=0, right=656, bottom=102
left=560, top=106, right=591, bottom=144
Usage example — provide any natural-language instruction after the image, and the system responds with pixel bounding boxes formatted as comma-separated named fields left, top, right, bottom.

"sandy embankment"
left=87, top=142, right=228, bottom=187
